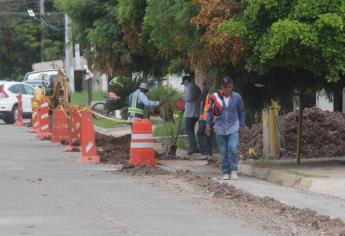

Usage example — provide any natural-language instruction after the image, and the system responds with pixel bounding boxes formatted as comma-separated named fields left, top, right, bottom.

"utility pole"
left=65, top=14, right=75, bottom=92
left=40, top=0, right=44, bottom=62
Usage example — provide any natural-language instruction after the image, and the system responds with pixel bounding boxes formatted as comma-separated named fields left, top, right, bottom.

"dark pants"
left=185, top=117, right=199, bottom=151
left=197, top=120, right=214, bottom=155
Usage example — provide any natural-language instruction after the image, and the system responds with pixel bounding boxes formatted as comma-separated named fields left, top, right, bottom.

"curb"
left=239, top=162, right=313, bottom=190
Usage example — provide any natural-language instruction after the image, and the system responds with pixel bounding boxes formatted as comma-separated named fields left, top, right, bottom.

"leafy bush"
left=153, top=111, right=184, bottom=146
left=147, top=86, right=183, bottom=121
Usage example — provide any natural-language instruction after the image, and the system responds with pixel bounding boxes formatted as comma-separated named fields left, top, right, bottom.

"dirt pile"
left=95, top=133, right=131, bottom=164
left=240, top=107, right=345, bottom=159
left=240, top=122, right=263, bottom=158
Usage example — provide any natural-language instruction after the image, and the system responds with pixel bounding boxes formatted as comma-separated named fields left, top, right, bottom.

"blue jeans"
left=197, top=120, right=213, bottom=155
left=216, top=132, right=239, bottom=174
left=185, top=117, right=199, bottom=151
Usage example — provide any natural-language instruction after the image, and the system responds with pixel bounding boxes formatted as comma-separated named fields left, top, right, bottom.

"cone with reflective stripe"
left=14, top=94, right=23, bottom=126
left=51, top=105, right=70, bottom=143
left=36, top=97, right=51, bottom=139
left=77, top=109, right=100, bottom=163
left=129, top=119, right=156, bottom=167
left=30, top=98, right=40, bottom=133
left=65, top=106, right=81, bottom=152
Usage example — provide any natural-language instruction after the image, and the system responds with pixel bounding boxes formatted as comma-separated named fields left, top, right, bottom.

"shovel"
left=169, top=111, right=183, bottom=156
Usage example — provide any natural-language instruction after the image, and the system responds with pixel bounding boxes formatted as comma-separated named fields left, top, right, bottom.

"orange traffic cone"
left=77, top=109, right=100, bottom=164
left=51, top=106, right=70, bottom=143
left=14, top=94, right=23, bottom=126
left=129, top=119, right=156, bottom=167
left=65, top=106, right=81, bottom=152
left=36, top=97, right=51, bottom=140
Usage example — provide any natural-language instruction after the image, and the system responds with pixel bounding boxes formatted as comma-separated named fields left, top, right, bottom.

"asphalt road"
left=0, top=122, right=270, bottom=236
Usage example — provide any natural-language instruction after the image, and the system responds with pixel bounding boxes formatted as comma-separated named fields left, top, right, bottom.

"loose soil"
left=135, top=170, right=345, bottom=236
left=240, top=107, right=345, bottom=159
left=120, top=163, right=169, bottom=175
left=96, top=133, right=131, bottom=164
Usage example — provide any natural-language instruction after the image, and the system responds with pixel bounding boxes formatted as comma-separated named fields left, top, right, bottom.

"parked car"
left=0, top=81, right=34, bottom=124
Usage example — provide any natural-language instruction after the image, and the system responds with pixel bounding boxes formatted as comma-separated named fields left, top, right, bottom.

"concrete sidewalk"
left=239, top=158, right=345, bottom=200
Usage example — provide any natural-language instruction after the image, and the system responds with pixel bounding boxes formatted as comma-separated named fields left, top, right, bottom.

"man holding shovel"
left=206, top=76, right=245, bottom=180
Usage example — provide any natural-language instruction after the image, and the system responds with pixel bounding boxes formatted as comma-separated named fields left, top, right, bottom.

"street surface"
left=0, top=122, right=269, bottom=236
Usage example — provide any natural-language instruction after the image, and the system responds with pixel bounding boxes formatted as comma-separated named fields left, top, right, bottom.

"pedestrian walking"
left=182, top=75, right=201, bottom=155
left=206, top=76, right=245, bottom=180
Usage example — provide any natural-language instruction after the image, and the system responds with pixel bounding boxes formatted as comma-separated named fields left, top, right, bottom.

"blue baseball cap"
left=221, top=76, right=233, bottom=85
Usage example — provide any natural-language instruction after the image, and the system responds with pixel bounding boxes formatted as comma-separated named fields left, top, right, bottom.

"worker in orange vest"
left=197, top=85, right=214, bottom=159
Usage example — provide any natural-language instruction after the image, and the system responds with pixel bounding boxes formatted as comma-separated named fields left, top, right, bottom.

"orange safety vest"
left=200, top=93, right=211, bottom=120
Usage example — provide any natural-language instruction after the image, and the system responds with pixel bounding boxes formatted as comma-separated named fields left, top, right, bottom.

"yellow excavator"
left=47, top=69, right=71, bottom=110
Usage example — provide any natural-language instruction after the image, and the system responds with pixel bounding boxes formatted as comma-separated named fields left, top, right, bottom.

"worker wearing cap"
left=206, top=76, right=245, bottom=180
left=128, top=83, right=162, bottom=121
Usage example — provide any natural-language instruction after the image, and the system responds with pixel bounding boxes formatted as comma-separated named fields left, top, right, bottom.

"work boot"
left=230, top=171, right=239, bottom=180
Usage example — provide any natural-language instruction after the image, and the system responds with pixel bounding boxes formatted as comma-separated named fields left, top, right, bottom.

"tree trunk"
left=296, top=95, right=304, bottom=164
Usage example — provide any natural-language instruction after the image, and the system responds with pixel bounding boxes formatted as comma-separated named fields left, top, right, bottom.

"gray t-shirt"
left=183, top=80, right=201, bottom=118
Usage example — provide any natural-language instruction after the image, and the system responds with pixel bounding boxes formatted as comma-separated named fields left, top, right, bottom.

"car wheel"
left=3, top=115, right=11, bottom=124
left=6, top=104, right=18, bottom=124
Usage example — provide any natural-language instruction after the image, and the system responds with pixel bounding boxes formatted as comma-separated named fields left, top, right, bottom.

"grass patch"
left=71, top=91, right=106, bottom=106
left=252, top=160, right=275, bottom=169
left=93, top=118, right=128, bottom=128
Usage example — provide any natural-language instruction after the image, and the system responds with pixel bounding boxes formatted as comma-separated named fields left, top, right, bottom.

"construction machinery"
left=23, top=69, right=71, bottom=110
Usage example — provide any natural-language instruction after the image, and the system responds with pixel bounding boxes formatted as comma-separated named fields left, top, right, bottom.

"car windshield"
left=24, top=81, right=43, bottom=89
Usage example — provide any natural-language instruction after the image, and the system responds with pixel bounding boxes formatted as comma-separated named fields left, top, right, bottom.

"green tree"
left=0, top=1, right=64, bottom=80
left=143, top=0, right=203, bottom=74
left=220, top=0, right=345, bottom=84
left=55, top=0, right=164, bottom=78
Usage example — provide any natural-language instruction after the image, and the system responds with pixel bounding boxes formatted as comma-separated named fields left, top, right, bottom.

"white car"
left=0, top=81, right=34, bottom=124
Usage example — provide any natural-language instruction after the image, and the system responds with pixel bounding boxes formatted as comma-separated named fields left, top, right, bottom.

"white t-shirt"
left=223, top=96, right=231, bottom=107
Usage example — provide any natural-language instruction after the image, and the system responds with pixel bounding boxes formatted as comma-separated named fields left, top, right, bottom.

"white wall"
left=163, top=74, right=184, bottom=92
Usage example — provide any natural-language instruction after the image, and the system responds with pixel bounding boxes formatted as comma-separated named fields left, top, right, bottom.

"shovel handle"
left=173, top=112, right=183, bottom=146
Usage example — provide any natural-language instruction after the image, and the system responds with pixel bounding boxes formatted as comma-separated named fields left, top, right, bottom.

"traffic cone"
left=14, top=94, right=23, bottom=126
left=129, top=119, right=156, bottom=167
left=65, top=106, right=81, bottom=152
left=77, top=109, right=100, bottom=164
left=51, top=106, right=70, bottom=144
left=30, top=98, right=40, bottom=133
left=36, top=97, right=51, bottom=140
